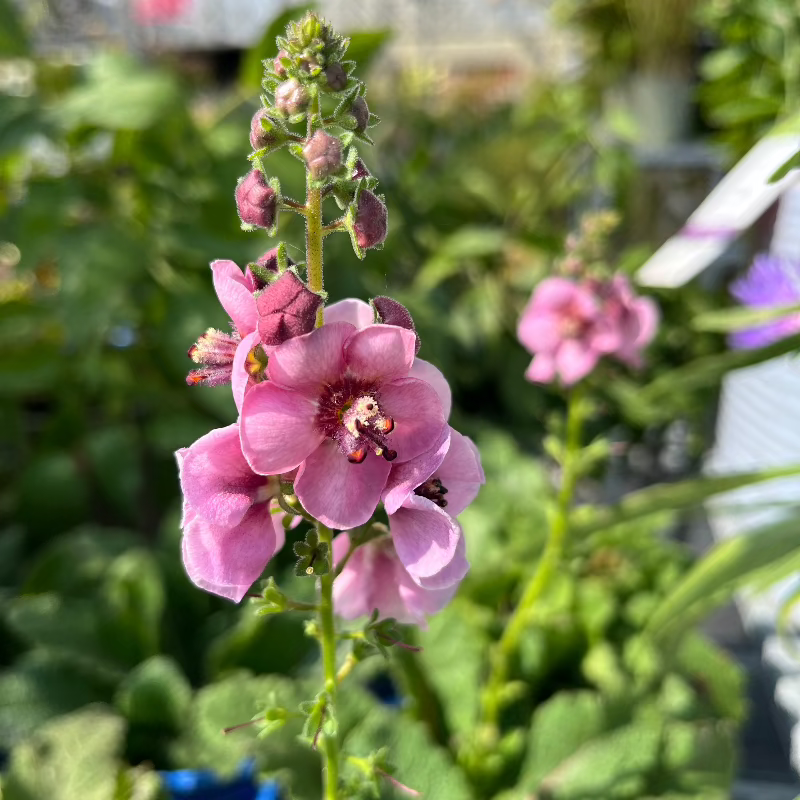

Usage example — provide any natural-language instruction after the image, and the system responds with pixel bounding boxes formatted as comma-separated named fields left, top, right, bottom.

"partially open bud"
left=274, top=49, right=289, bottom=78
left=256, top=271, right=323, bottom=346
left=250, top=108, right=283, bottom=151
left=325, top=63, right=347, bottom=91
left=372, top=296, right=421, bottom=354
left=235, top=170, right=277, bottom=229
left=275, top=78, right=309, bottom=115
left=351, top=96, right=369, bottom=133
left=353, top=190, right=387, bottom=249
left=302, top=129, right=342, bottom=181
left=186, top=328, right=240, bottom=387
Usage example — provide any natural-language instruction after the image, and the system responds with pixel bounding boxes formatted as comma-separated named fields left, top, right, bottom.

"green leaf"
left=646, top=517, right=800, bottom=643
left=3, top=706, right=126, bottom=800
left=343, top=704, right=472, bottom=800
left=239, top=4, right=317, bottom=91
left=570, top=466, right=800, bottom=537
left=535, top=721, right=662, bottom=799
left=345, top=31, right=392, bottom=75
left=0, top=0, right=29, bottom=57
left=609, top=332, right=800, bottom=424
left=0, top=653, right=111, bottom=750
left=692, top=303, right=800, bottom=332
left=771, top=149, right=800, bottom=183
left=415, top=227, right=508, bottom=290
left=518, top=691, right=608, bottom=790
left=54, top=54, right=180, bottom=131
left=115, top=656, right=191, bottom=731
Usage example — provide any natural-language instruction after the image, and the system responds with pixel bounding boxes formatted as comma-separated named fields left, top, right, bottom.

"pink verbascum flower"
left=177, top=423, right=295, bottom=602
left=332, top=533, right=462, bottom=627
left=240, top=321, right=447, bottom=530
left=134, top=0, right=190, bottom=24
left=382, top=426, right=484, bottom=586
left=518, top=276, right=657, bottom=385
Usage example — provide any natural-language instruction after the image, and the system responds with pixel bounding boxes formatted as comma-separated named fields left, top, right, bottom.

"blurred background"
left=3, top=1, right=800, bottom=798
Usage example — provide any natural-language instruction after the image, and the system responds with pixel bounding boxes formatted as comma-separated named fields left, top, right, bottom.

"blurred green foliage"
left=3, top=0, right=800, bottom=798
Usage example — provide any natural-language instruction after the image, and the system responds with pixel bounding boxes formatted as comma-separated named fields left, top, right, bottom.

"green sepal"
left=256, top=706, right=289, bottom=739
left=293, top=530, right=330, bottom=577
left=251, top=576, right=288, bottom=616
left=367, top=112, right=381, bottom=127
left=287, top=142, right=306, bottom=162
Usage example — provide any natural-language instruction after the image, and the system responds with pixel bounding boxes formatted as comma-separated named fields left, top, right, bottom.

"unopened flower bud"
left=325, top=63, right=347, bottom=91
left=274, top=49, right=289, bottom=77
left=256, top=246, right=295, bottom=275
left=256, top=271, right=323, bottom=346
left=275, top=78, right=309, bottom=115
left=351, top=96, right=369, bottom=133
left=302, top=129, right=342, bottom=180
left=250, top=108, right=281, bottom=151
left=235, top=170, right=277, bottom=229
left=353, top=190, right=387, bottom=249
left=372, top=296, right=421, bottom=354
left=352, top=158, right=371, bottom=181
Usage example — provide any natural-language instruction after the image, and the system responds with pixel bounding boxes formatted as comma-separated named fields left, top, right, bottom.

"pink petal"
left=525, top=353, right=556, bottom=384
left=383, top=426, right=450, bottom=515
left=344, top=325, right=417, bottom=384
left=555, top=340, right=598, bottom=385
left=436, top=429, right=485, bottom=516
left=295, top=440, right=391, bottom=529
left=331, top=533, right=372, bottom=619
left=416, top=527, right=469, bottom=589
left=267, top=322, right=353, bottom=395
left=379, top=378, right=447, bottom=463
left=390, top=495, right=461, bottom=583
left=396, top=570, right=459, bottom=627
left=179, top=424, right=261, bottom=528
left=324, top=298, right=374, bottom=329
left=181, top=503, right=279, bottom=603
left=211, top=260, right=258, bottom=335
left=588, top=318, right=623, bottom=355
left=633, top=297, right=659, bottom=349
left=240, top=383, right=323, bottom=474
left=408, top=358, right=452, bottom=420
left=517, top=311, right=563, bottom=354
left=232, top=330, right=259, bottom=413
left=530, top=277, right=583, bottom=311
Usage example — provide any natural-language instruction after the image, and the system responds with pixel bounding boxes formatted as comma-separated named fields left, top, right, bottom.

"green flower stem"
left=317, top=522, right=339, bottom=799
left=306, top=97, right=325, bottom=328
left=483, top=386, right=586, bottom=727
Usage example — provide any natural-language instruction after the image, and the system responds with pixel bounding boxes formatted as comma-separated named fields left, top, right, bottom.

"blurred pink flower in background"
left=518, top=275, right=658, bottom=386
left=134, top=0, right=190, bottom=24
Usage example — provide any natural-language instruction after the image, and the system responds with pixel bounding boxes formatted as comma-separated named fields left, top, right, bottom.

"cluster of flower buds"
left=178, top=14, right=484, bottom=626
left=234, top=12, right=388, bottom=256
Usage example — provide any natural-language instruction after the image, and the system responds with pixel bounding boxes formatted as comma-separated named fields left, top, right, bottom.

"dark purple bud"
left=256, top=247, right=295, bottom=275
left=372, top=296, right=421, bottom=354
left=235, top=170, right=277, bottom=229
left=352, top=158, right=371, bottom=180
left=275, top=78, right=309, bottom=115
left=353, top=190, right=387, bottom=250
left=302, top=129, right=342, bottom=180
left=351, top=96, right=369, bottom=133
left=250, top=108, right=281, bottom=151
left=256, top=271, right=323, bottom=346
left=274, top=49, right=289, bottom=78
left=325, top=63, right=347, bottom=91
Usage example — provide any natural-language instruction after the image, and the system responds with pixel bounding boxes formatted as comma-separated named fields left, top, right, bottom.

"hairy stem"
left=483, top=386, right=586, bottom=727
left=306, top=96, right=325, bottom=327
left=318, top=523, right=339, bottom=799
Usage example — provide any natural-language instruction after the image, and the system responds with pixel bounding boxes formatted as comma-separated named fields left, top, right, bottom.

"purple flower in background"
left=730, top=254, right=800, bottom=350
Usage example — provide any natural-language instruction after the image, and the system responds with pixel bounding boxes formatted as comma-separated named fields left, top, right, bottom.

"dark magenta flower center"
left=414, top=477, right=448, bottom=507
left=316, top=377, right=397, bottom=463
